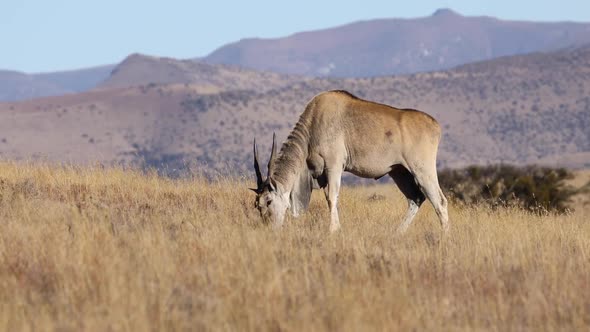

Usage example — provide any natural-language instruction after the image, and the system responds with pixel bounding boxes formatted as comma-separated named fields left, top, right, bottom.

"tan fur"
left=254, top=90, right=449, bottom=233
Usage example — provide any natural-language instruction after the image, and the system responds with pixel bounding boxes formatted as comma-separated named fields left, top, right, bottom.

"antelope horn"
left=253, top=138, right=263, bottom=191
left=267, top=132, right=277, bottom=176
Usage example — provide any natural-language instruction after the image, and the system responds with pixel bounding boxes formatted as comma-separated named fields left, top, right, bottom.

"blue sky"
left=1, top=0, right=589, bottom=73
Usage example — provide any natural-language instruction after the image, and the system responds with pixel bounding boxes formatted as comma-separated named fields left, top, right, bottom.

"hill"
left=0, top=65, right=114, bottom=101
left=0, top=70, right=71, bottom=101
left=98, top=53, right=306, bottom=92
left=0, top=46, right=588, bottom=174
left=3, top=9, right=590, bottom=102
left=205, top=9, right=590, bottom=77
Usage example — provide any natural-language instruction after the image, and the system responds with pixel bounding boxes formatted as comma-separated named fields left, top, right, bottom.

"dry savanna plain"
left=0, top=162, right=589, bottom=331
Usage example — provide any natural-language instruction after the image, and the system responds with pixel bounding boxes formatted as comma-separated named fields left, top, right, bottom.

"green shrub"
left=438, top=165, right=577, bottom=213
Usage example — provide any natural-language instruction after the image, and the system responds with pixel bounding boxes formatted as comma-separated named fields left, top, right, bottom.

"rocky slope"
left=0, top=46, right=588, bottom=176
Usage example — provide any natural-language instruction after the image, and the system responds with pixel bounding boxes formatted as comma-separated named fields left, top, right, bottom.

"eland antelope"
left=251, top=90, right=449, bottom=233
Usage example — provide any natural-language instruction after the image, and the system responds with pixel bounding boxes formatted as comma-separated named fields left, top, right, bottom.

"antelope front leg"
left=324, top=169, right=343, bottom=232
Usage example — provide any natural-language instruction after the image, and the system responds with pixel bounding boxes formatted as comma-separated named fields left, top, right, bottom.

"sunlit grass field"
left=0, top=162, right=588, bottom=331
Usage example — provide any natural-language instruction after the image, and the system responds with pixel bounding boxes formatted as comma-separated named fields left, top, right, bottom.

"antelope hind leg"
left=389, top=165, right=425, bottom=233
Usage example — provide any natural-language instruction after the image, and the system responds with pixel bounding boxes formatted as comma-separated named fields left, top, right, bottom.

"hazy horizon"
left=2, top=0, right=590, bottom=73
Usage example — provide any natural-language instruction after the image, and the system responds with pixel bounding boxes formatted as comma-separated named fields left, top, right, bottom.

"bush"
left=439, top=165, right=577, bottom=213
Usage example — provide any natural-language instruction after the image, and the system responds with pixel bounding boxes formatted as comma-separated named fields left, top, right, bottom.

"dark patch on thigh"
left=389, top=165, right=425, bottom=204
left=316, top=173, right=328, bottom=188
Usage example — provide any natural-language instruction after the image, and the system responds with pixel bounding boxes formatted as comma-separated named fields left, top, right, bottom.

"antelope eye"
left=266, top=199, right=273, bottom=206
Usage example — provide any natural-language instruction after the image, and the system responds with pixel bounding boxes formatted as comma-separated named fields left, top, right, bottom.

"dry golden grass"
left=0, top=162, right=589, bottom=331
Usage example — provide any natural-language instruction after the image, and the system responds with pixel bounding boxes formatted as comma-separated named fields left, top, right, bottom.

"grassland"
left=0, top=162, right=589, bottom=331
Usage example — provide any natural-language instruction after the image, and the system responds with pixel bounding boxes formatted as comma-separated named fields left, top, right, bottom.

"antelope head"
left=251, top=133, right=290, bottom=228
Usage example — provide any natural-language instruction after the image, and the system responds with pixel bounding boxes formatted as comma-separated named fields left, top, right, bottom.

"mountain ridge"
left=0, top=45, right=588, bottom=174
left=0, top=65, right=114, bottom=101
left=205, top=9, right=590, bottom=77
left=3, top=9, right=590, bottom=101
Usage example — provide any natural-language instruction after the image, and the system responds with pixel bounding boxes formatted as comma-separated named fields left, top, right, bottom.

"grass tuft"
left=0, top=161, right=588, bottom=331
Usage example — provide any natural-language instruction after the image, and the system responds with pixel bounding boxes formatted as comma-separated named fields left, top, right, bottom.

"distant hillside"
left=4, top=9, right=590, bottom=102
left=37, top=65, right=115, bottom=93
left=0, top=70, right=70, bottom=101
left=205, top=9, right=590, bottom=77
left=98, top=53, right=306, bottom=93
left=0, top=65, right=114, bottom=101
left=0, top=46, right=588, bottom=175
